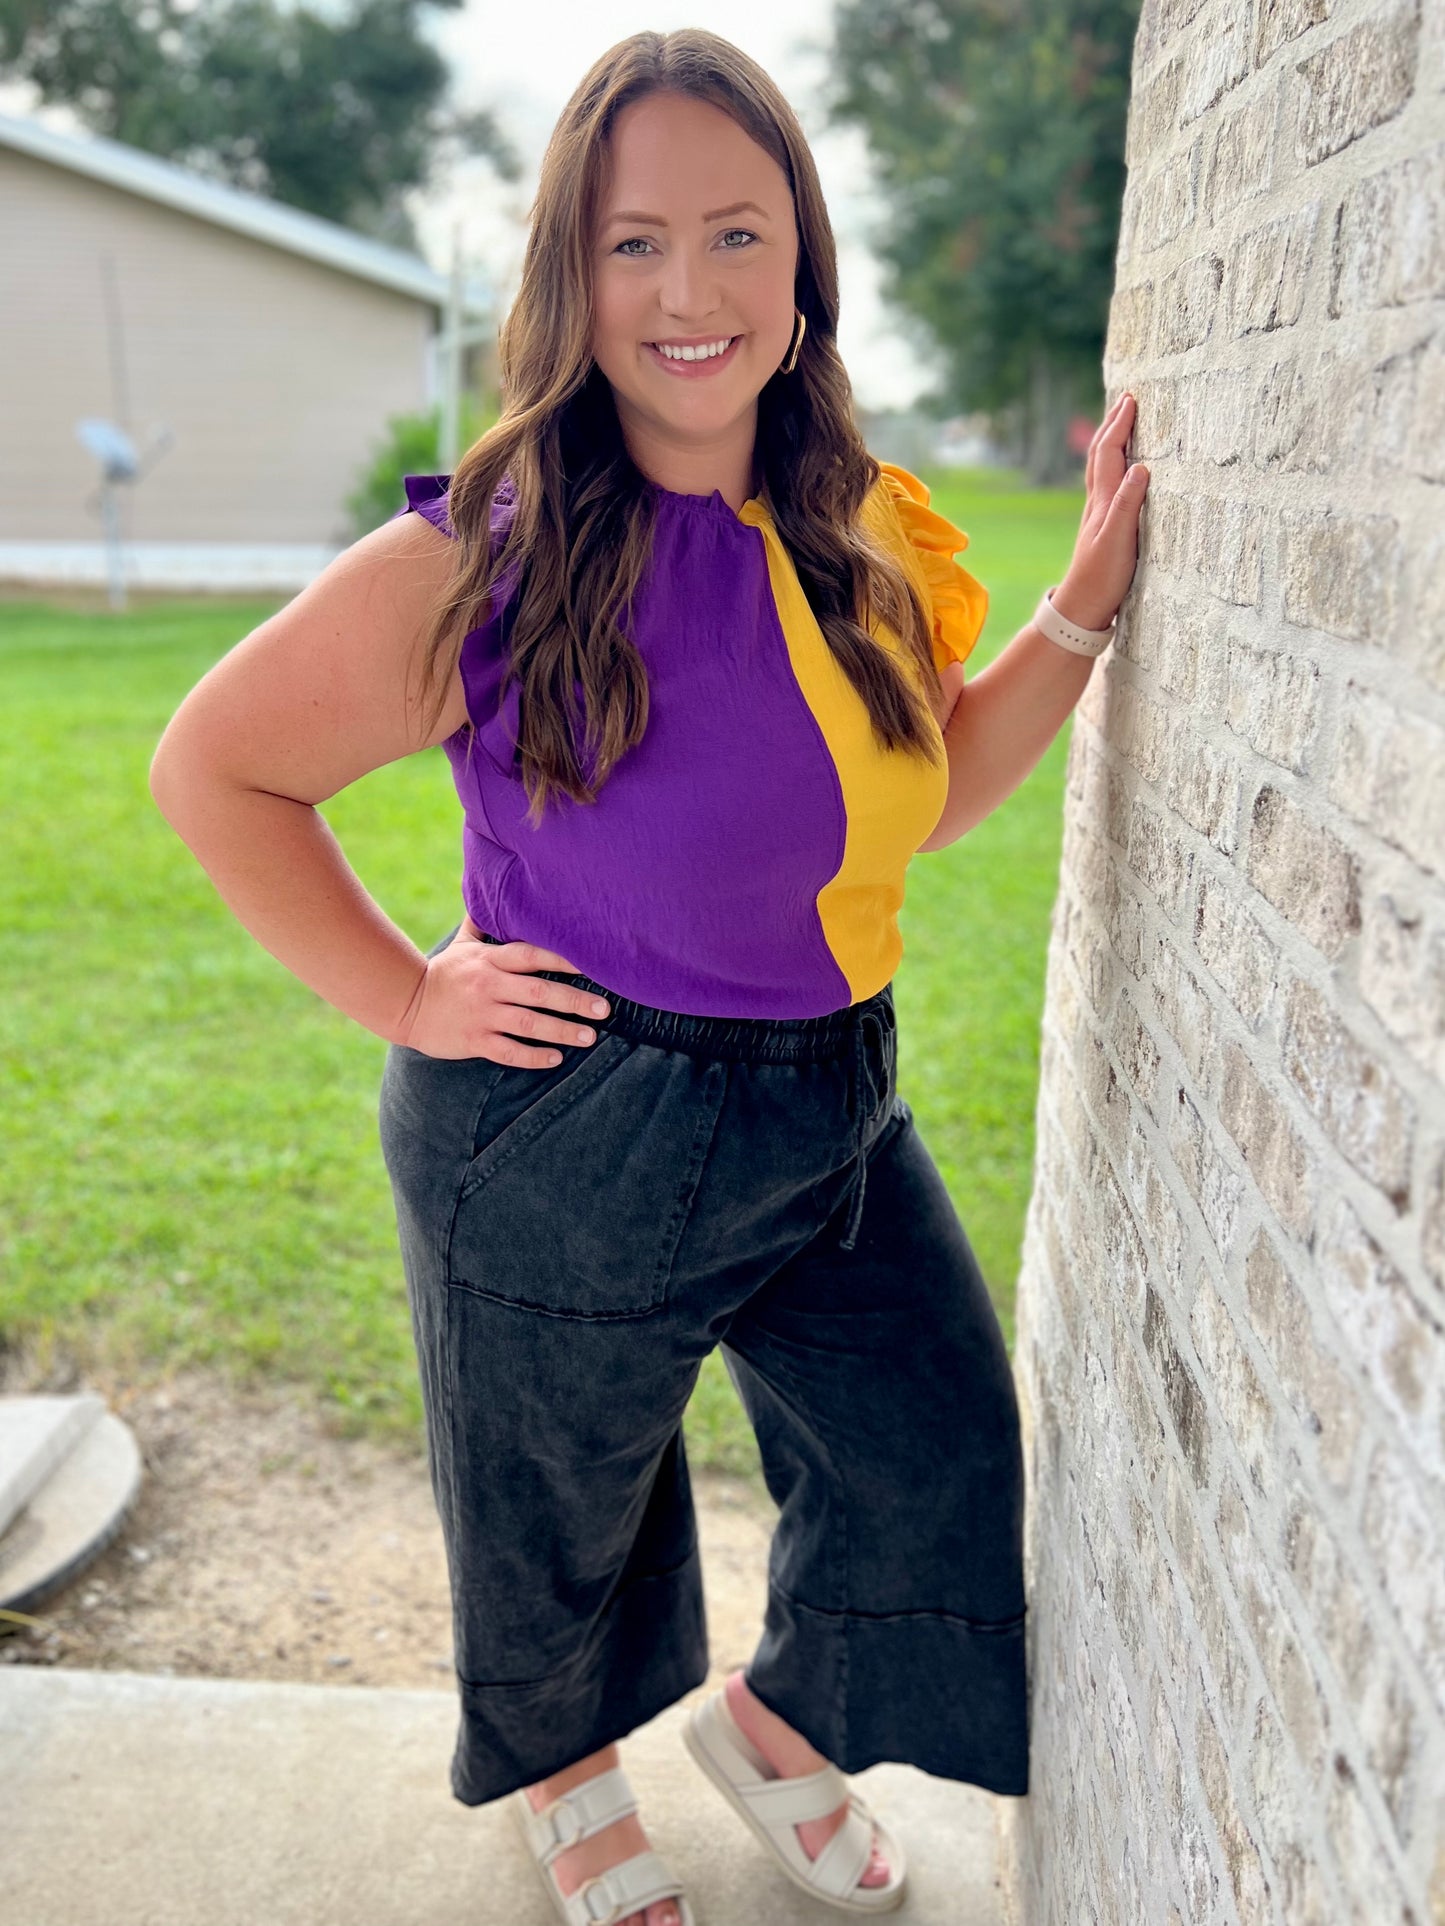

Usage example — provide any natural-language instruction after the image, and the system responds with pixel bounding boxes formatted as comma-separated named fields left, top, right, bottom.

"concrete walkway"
left=3, top=1665, right=1008, bottom=1925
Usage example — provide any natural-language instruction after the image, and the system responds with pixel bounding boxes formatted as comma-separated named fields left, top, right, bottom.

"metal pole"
left=100, top=482, right=126, bottom=612
left=440, top=223, right=465, bottom=471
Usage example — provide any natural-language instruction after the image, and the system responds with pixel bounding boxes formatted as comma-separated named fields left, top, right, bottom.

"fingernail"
left=592, top=999, right=610, bottom=1015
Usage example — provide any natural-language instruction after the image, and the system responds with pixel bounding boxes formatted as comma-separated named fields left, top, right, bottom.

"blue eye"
left=613, top=229, right=759, bottom=256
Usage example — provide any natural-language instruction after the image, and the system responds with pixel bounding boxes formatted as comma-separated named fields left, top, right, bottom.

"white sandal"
left=681, top=1688, right=907, bottom=1914
left=509, top=1765, right=698, bottom=1926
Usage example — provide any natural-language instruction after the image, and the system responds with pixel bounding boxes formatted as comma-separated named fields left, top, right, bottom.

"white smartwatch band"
left=1032, top=586, right=1116, bottom=657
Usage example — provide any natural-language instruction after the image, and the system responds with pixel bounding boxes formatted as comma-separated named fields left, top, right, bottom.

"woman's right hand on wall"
left=1052, top=391, right=1150, bottom=634
left=394, top=919, right=612, bottom=1065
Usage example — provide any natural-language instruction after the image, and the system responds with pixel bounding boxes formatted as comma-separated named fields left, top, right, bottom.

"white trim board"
left=0, top=541, right=341, bottom=594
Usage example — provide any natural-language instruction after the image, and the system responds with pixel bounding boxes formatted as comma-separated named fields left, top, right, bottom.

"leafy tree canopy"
left=826, top=0, right=1140, bottom=469
left=0, top=0, right=519, bottom=248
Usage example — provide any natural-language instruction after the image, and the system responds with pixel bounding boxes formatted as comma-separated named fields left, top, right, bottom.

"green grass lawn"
left=0, top=464, right=1084, bottom=1483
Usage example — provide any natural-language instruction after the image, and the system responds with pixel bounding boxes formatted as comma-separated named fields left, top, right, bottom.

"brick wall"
left=1000, top=0, right=1444, bottom=1918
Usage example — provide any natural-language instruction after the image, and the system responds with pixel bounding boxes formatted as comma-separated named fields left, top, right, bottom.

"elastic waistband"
left=474, top=930, right=893, bottom=1065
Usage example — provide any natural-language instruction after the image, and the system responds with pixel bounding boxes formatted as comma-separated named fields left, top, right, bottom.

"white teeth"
left=653, top=337, right=734, bottom=361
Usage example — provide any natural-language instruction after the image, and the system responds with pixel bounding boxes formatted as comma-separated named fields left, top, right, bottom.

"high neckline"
left=644, top=478, right=766, bottom=524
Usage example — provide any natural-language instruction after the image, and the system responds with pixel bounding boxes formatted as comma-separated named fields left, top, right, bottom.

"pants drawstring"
left=839, top=1006, right=889, bottom=1253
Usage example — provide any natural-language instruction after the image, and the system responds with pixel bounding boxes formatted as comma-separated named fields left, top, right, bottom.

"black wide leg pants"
left=378, top=923, right=1030, bottom=1806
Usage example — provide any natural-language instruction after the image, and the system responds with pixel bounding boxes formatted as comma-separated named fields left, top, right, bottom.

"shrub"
left=345, top=394, right=500, bottom=541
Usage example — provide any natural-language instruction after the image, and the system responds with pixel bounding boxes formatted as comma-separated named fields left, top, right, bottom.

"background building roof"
left=0, top=109, right=461, bottom=308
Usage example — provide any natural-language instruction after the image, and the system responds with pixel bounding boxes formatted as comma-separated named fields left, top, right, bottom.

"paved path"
left=3, top=1665, right=1008, bottom=1924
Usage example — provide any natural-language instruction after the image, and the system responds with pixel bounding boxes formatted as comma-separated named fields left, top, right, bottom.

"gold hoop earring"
left=780, top=308, right=806, bottom=375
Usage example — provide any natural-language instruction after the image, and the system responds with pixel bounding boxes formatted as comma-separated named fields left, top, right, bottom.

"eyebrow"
left=602, top=200, right=771, bottom=228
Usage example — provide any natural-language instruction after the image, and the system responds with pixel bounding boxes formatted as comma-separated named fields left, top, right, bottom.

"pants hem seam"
left=767, top=1571, right=1027, bottom=1634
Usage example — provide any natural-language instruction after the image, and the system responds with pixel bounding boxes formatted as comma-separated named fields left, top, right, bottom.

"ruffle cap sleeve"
left=875, top=460, right=988, bottom=674
left=391, top=473, right=456, bottom=538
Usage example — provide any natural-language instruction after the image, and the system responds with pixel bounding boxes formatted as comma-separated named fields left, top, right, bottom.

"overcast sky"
left=1, top=3, right=941, bottom=411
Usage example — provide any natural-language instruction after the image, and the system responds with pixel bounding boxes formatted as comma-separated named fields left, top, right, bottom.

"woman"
left=150, top=28, right=1147, bottom=1926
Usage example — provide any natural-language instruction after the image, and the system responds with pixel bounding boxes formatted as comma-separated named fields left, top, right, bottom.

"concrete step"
left=0, top=1393, right=143, bottom=1609
left=3, top=1665, right=1007, bottom=1924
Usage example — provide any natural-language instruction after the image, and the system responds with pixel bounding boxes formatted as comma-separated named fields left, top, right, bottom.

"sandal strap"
left=734, top=1759, right=851, bottom=1827
left=565, top=1848, right=686, bottom=1926
left=807, top=1797, right=878, bottom=1899
left=519, top=1767, right=639, bottom=1864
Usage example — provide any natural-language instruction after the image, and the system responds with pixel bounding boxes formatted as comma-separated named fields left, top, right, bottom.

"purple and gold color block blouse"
left=394, top=462, right=987, bottom=1019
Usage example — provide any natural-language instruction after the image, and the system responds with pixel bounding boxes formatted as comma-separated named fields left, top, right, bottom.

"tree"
left=826, top=0, right=1140, bottom=482
left=0, top=0, right=519, bottom=249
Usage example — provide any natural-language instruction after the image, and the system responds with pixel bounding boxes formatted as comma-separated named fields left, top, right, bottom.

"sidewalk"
left=3, top=1665, right=1007, bottom=1924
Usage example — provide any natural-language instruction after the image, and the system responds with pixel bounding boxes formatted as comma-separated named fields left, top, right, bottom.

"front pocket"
left=446, top=1038, right=727, bottom=1318
left=460, top=1028, right=634, bottom=1179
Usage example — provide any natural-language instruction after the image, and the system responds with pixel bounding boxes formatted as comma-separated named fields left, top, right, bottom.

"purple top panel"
left=395, top=475, right=852, bottom=1017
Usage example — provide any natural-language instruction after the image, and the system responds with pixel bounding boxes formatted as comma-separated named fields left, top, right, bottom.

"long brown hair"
left=412, top=28, right=945, bottom=825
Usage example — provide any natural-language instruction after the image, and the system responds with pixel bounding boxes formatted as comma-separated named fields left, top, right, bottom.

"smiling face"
left=590, top=90, right=800, bottom=502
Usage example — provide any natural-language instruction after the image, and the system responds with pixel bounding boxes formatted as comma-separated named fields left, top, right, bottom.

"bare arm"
left=151, top=511, right=613, bottom=1065
left=918, top=625, right=1095, bottom=850
left=149, top=512, right=472, bottom=1045
left=918, top=391, right=1150, bottom=852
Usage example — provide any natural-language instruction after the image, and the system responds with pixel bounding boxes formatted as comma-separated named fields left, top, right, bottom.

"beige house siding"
left=0, top=145, right=436, bottom=556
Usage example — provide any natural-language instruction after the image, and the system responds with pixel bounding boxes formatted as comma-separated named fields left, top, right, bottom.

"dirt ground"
left=0, top=1350, right=778, bottom=1695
